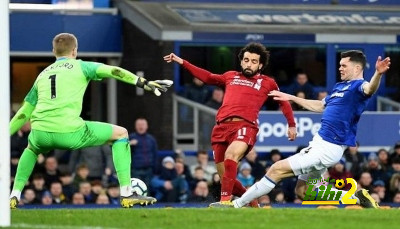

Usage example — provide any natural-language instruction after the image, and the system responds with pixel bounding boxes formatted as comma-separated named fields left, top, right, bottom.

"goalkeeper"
left=9, top=33, right=173, bottom=209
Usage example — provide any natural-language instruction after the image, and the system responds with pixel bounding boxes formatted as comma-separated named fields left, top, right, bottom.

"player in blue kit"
left=230, top=50, right=391, bottom=208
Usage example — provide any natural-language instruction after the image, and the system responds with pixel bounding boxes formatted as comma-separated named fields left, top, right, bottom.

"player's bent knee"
left=113, top=126, right=128, bottom=139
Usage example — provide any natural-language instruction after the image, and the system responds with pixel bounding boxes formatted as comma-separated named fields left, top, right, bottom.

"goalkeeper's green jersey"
left=25, top=58, right=102, bottom=133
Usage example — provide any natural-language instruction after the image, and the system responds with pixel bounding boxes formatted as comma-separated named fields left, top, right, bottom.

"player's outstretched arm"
left=163, top=53, right=183, bottom=65
left=96, top=64, right=172, bottom=96
left=363, top=56, right=391, bottom=96
left=10, top=102, right=35, bottom=135
left=269, top=90, right=325, bottom=113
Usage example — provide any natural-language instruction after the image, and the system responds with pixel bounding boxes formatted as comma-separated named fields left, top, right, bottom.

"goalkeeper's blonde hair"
left=52, top=33, right=78, bottom=57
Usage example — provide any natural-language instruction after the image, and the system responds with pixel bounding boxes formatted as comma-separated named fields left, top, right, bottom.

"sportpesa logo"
left=258, top=117, right=320, bottom=141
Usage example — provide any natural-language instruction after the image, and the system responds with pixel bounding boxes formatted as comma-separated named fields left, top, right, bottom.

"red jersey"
left=182, top=60, right=295, bottom=127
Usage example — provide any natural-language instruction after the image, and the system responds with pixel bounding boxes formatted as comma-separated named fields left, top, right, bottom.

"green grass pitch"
left=9, top=208, right=400, bottom=229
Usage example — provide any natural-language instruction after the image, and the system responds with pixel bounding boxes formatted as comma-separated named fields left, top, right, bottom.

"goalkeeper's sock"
left=10, top=190, right=22, bottom=201
left=120, top=185, right=133, bottom=197
left=112, top=138, right=132, bottom=194
left=220, top=159, right=238, bottom=201
left=12, top=148, right=38, bottom=199
left=234, top=175, right=276, bottom=208
left=232, top=179, right=247, bottom=197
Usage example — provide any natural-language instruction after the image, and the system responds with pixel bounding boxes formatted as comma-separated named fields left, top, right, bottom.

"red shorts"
left=211, top=120, right=259, bottom=164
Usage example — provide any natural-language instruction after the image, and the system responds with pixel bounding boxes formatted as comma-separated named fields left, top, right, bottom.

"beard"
left=241, top=68, right=258, bottom=78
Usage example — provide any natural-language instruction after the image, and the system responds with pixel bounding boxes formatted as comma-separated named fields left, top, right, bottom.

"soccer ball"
left=130, top=178, right=148, bottom=196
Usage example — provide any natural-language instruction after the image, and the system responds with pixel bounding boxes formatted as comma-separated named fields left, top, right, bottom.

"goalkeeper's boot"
left=355, top=189, right=379, bottom=209
left=10, top=196, right=19, bottom=209
left=209, top=201, right=234, bottom=208
left=120, top=192, right=157, bottom=208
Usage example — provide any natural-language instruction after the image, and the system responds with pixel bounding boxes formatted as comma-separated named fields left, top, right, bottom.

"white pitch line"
left=12, top=223, right=120, bottom=229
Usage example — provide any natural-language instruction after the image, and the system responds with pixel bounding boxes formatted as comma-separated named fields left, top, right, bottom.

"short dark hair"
left=238, top=42, right=270, bottom=71
left=340, top=50, right=367, bottom=70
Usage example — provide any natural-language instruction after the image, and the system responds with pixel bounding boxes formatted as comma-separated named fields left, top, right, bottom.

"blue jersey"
left=318, top=79, right=370, bottom=146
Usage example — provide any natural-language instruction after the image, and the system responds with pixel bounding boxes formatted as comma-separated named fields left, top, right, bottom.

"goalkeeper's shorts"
left=28, top=121, right=113, bottom=154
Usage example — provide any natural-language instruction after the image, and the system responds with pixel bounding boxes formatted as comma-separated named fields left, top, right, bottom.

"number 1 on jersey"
left=49, top=74, right=57, bottom=99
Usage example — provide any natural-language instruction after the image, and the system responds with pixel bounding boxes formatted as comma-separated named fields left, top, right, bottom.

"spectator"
left=129, top=118, right=158, bottom=187
left=188, top=181, right=214, bottom=203
left=372, top=180, right=388, bottom=202
left=286, top=71, right=315, bottom=99
left=317, top=90, right=328, bottom=100
left=71, top=192, right=85, bottom=205
left=243, top=148, right=266, bottom=181
left=21, top=188, right=39, bottom=205
left=106, top=183, right=120, bottom=205
left=72, top=164, right=90, bottom=191
left=205, top=87, right=224, bottom=109
left=182, top=77, right=210, bottom=104
left=49, top=181, right=67, bottom=204
left=370, top=192, right=381, bottom=205
left=41, top=191, right=53, bottom=206
left=329, top=157, right=353, bottom=190
left=79, top=181, right=95, bottom=204
left=389, top=173, right=400, bottom=198
left=268, top=149, right=283, bottom=166
left=59, top=172, right=74, bottom=200
left=69, top=145, right=114, bottom=181
left=393, top=192, right=400, bottom=203
left=343, top=142, right=366, bottom=180
left=390, top=141, right=400, bottom=163
left=290, top=91, right=306, bottom=111
left=237, top=162, right=255, bottom=188
left=151, top=156, right=189, bottom=203
left=387, top=157, right=400, bottom=179
left=366, top=152, right=389, bottom=183
left=42, top=156, right=61, bottom=188
left=174, top=151, right=194, bottom=185
left=271, top=189, right=286, bottom=204
left=189, top=166, right=207, bottom=191
left=91, top=180, right=105, bottom=199
left=358, top=172, right=373, bottom=192
left=189, top=150, right=217, bottom=182
left=30, top=173, right=48, bottom=203
left=96, top=193, right=110, bottom=205
left=377, top=148, right=390, bottom=171
left=258, top=195, right=271, bottom=206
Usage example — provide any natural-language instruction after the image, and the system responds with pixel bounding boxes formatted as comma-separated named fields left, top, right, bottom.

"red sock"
left=220, top=159, right=238, bottom=201
left=232, top=179, right=247, bottom=197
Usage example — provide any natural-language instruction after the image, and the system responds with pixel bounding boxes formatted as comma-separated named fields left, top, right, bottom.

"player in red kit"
left=164, top=43, right=297, bottom=207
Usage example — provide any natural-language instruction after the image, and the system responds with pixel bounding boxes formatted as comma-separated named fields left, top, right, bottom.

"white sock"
left=10, top=190, right=22, bottom=201
left=233, top=176, right=276, bottom=208
left=120, top=185, right=133, bottom=197
left=319, top=186, right=359, bottom=204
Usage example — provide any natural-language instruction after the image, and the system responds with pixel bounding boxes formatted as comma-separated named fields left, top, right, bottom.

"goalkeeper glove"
left=154, top=80, right=173, bottom=92
left=137, top=78, right=173, bottom=96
